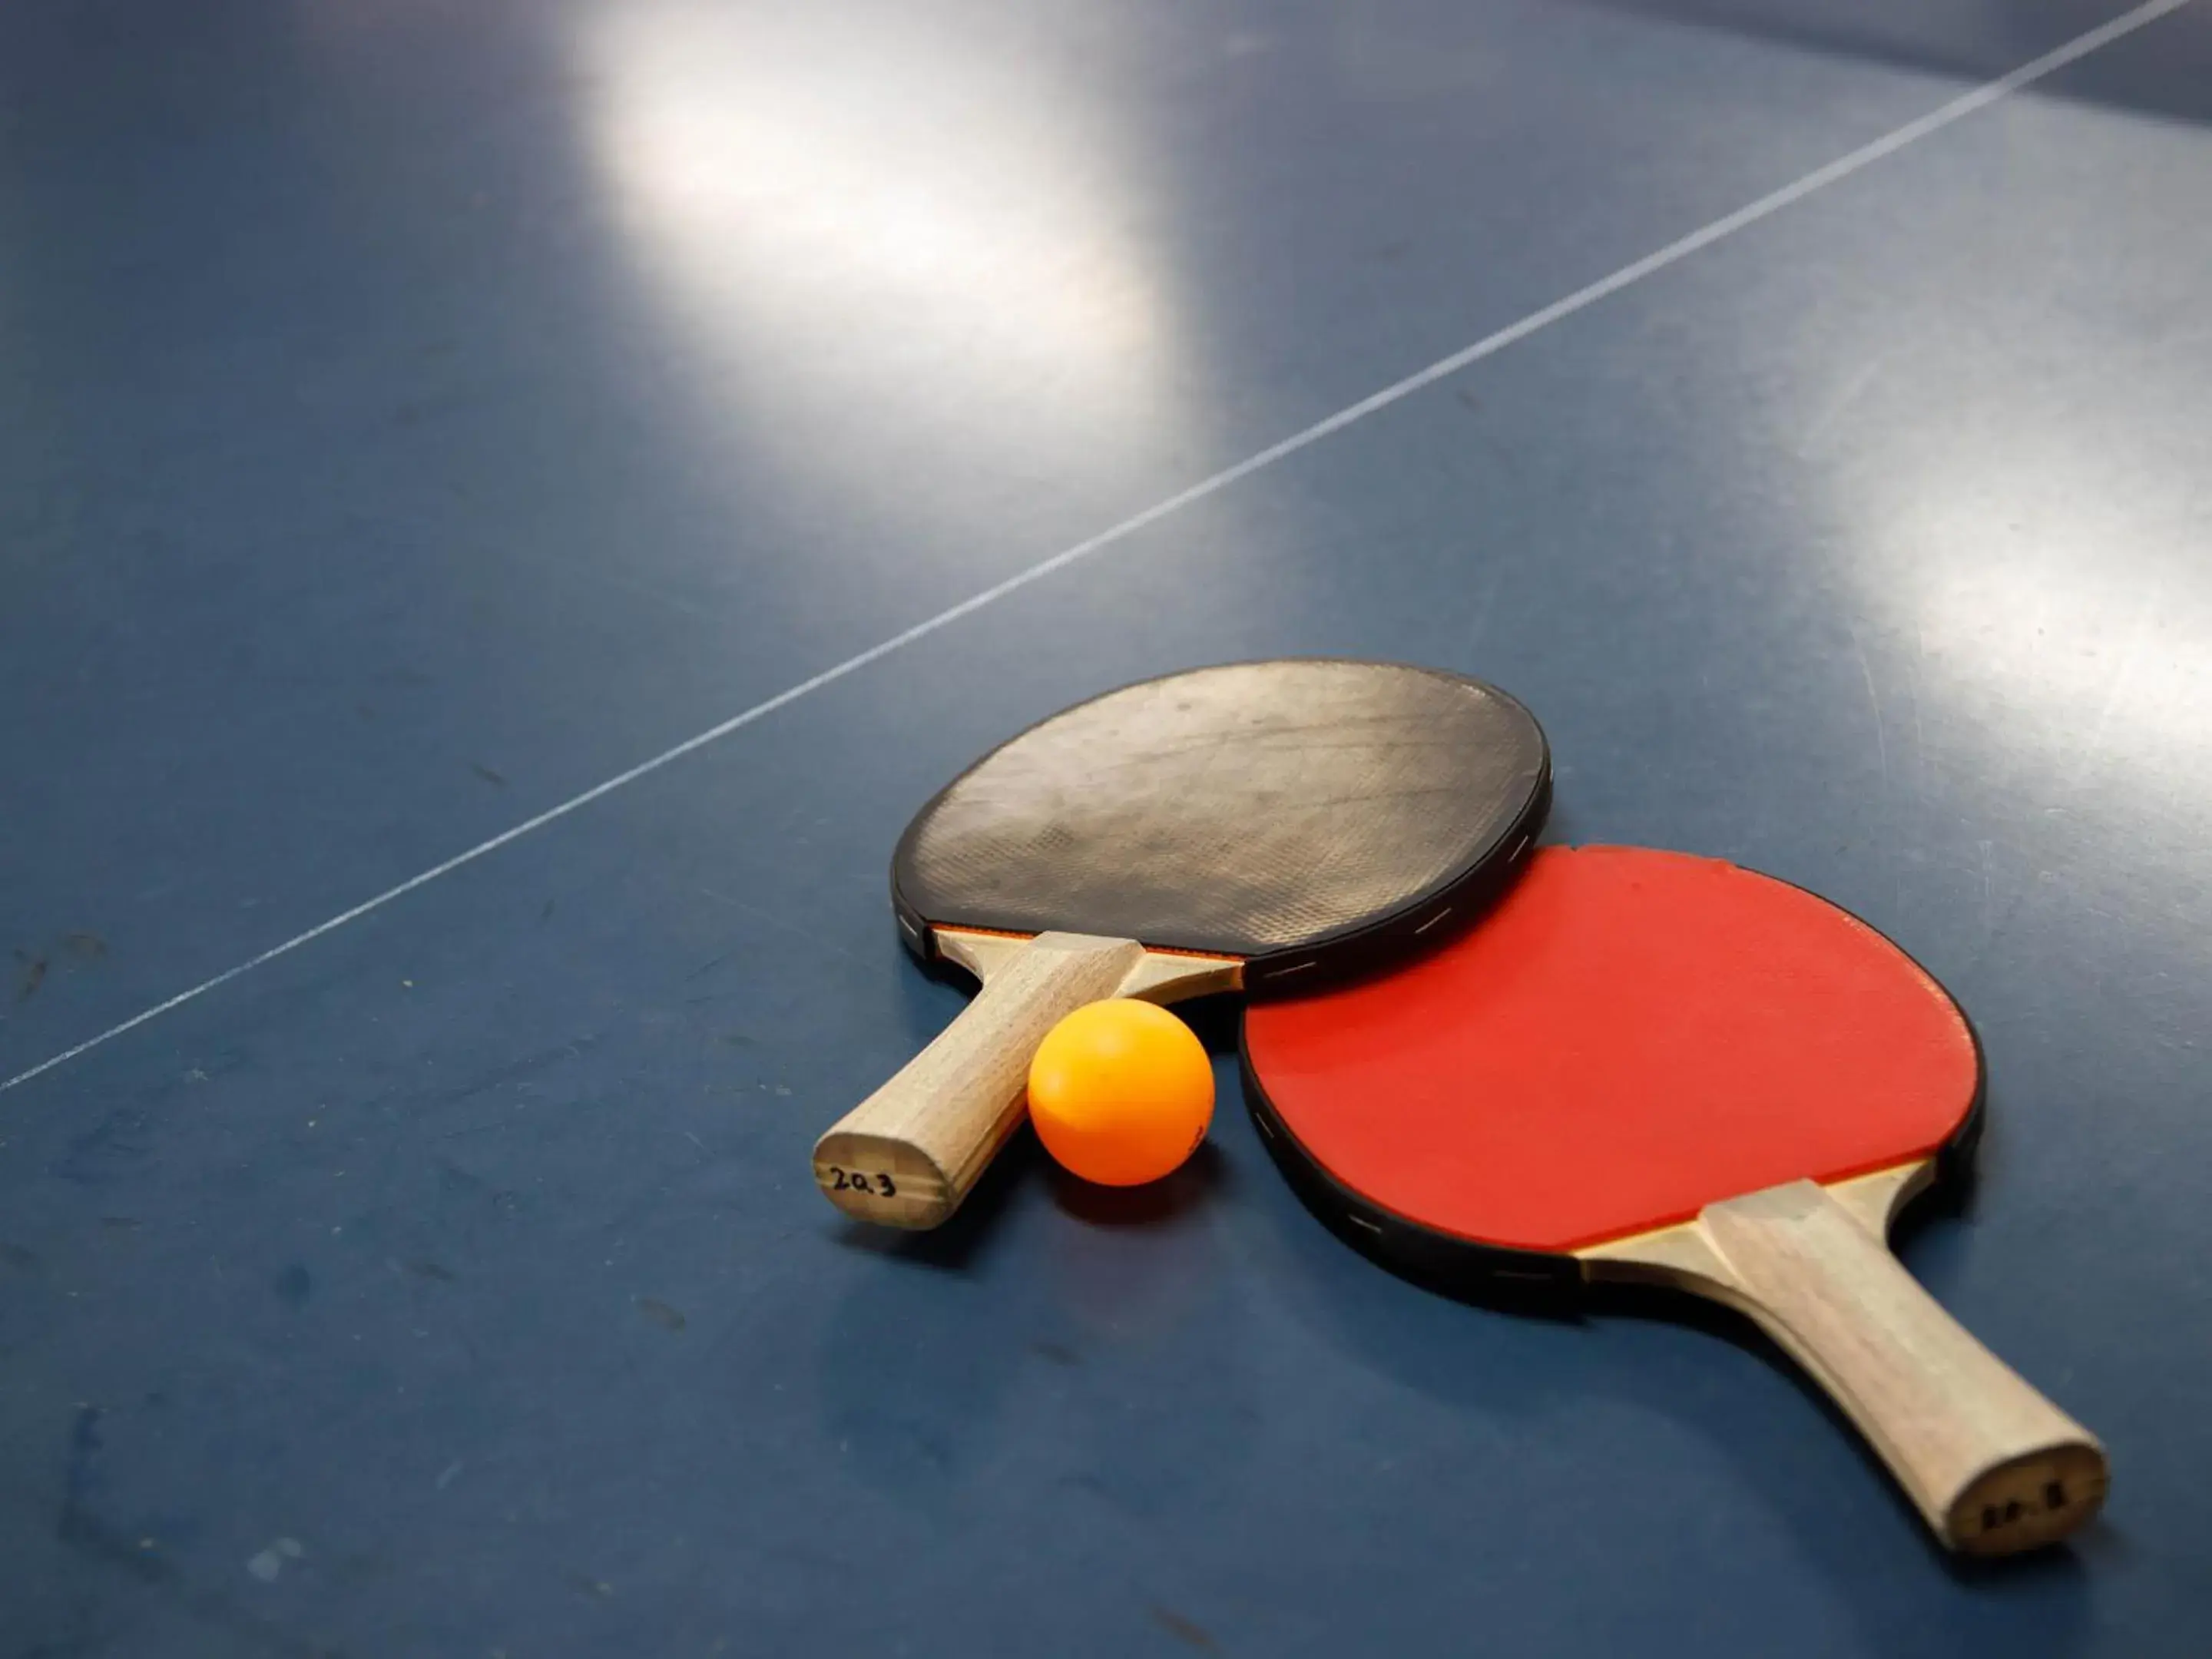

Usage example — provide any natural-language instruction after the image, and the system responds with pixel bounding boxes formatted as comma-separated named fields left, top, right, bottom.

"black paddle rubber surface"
left=892, top=659, right=1551, bottom=986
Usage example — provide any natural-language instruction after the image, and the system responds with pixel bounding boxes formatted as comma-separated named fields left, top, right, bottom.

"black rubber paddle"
left=813, top=659, right=1550, bottom=1228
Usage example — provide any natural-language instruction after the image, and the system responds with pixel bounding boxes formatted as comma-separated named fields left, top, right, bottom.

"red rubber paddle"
left=1243, top=845, right=2106, bottom=1556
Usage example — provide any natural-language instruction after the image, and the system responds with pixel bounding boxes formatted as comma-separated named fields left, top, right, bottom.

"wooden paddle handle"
left=813, top=932, right=1149, bottom=1229
left=1697, top=1181, right=2108, bottom=1555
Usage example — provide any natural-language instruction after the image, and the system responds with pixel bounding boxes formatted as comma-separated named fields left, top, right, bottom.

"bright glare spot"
left=578, top=6, right=1176, bottom=431
left=1850, top=416, right=2212, bottom=767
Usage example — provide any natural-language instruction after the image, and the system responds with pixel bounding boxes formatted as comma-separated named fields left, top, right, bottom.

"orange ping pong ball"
left=1027, top=999, right=1214, bottom=1186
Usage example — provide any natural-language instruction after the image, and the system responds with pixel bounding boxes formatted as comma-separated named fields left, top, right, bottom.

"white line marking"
left=2, top=0, right=2187, bottom=1098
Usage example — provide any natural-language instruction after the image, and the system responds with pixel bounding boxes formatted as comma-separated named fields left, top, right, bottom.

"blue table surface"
left=5, top=2, right=2210, bottom=1654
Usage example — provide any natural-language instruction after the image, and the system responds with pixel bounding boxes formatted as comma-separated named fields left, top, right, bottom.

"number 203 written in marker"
left=827, top=1167, right=896, bottom=1197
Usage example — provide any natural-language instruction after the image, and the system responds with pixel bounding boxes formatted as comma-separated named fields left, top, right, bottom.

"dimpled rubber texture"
left=892, top=661, right=1551, bottom=979
left=1243, top=846, right=1982, bottom=1257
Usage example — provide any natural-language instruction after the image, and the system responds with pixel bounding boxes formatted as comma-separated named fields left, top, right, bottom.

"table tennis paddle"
left=1242, top=844, right=2107, bottom=1556
left=814, top=659, right=1550, bottom=1229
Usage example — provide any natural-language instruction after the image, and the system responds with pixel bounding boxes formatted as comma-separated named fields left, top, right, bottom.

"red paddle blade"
left=1243, top=846, right=1980, bottom=1254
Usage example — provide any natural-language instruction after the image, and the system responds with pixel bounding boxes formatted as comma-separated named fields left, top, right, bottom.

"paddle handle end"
left=1700, top=1181, right=2108, bottom=1556
left=813, top=932, right=1151, bottom=1228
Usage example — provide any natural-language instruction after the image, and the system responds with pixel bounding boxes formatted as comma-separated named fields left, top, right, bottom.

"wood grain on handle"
left=813, top=932, right=1239, bottom=1230
left=1590, top=1176, right=2107, bottom=1556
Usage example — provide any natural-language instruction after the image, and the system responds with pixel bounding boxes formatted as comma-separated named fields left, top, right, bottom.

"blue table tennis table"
left=5, top=2, right=2209, bottom=1654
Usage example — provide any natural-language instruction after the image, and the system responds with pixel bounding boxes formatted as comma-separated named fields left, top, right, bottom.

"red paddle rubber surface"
left=1243, top=846, right=1979, bottom=1253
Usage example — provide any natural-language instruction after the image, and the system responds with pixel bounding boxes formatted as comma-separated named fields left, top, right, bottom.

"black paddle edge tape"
left=1242, top=761, right=1551, bottom=998
left=889, top=660, right=1552, bottom=990
left=1240, top=1034, right=1583, bottom=1313
left=1236, top=859, right=1989, bottom=1314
